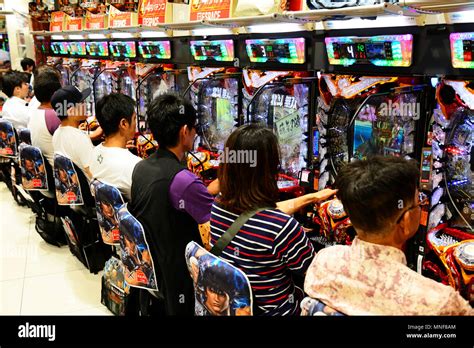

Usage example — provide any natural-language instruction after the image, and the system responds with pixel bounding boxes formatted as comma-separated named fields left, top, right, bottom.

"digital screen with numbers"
left=50, top=42, right=68, bottom=55
left=68, top=42, right=87, bottom=56
left=450, top=32, right=474, bottom=69
left=138, top=41, right=171, bottom=60
left=246, top=38, right=305, bottom=64
left=109, top=41, right=137, bottom=59
left=190, top=40, right=234, bottom=62
left=86, top=41, right=109, bottom=57
left=325, top=34, right=413, bottom=67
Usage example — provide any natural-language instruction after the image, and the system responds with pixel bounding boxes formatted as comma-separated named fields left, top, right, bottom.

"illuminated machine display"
left=243, top=36, right=314, bottom=199
left=185, top=39, right=241, bottom=185
left=48, top=42, right=74, bottom=86
left=311, top=32, right=430, bottom=256
left=423, top=31, right=474, bottom=304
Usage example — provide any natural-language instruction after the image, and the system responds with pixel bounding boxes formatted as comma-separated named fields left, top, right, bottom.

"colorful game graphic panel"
left=0, top=120, right=17, bottom=158
left=117, top=204, right=158, bottom=291
left=20, top=146, right=48, bottom=191
left=53, top=154, right=83, bottom=206
left=185, top=241, right=253, bottom=316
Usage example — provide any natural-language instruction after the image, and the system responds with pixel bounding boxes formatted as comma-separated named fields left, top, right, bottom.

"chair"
left=53, top=153, right=111, bottom=273
left=17, top=128, right=31, bottom=145
left=117, top=204, right=162, bottom=316
left=300, top=297, right=345, bottom=316
left=184, top=241, right=253, bottom=316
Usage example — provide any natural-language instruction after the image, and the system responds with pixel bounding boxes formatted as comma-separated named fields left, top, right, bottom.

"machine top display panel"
left=325, top=34, right=413, bottom=67
left=246, top=38, right=305, bottom=64
left=190, top=40, right=234, bottom=62
left=138, top=41, right=171, bottom=60
left=450, top=32, right=474, bottom=69
left=50, top=42, right=69, bottom=55
left=86, top=41, right=109, bottom=58
left=109, top=41, right=137, bottom=59
left=68, top=41, right=87, bottom=57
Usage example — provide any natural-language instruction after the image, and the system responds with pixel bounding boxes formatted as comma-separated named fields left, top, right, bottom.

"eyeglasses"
left=395, top=192, right=429, bottom=224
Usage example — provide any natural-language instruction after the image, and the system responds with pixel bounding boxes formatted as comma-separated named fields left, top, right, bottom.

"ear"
left=395, top=212, right=412, bottom=243
left=119, top=118, right=129, bottom=129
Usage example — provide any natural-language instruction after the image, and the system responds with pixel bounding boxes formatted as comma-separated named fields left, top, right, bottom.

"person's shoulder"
left=254, top=208, right=295, bottom=227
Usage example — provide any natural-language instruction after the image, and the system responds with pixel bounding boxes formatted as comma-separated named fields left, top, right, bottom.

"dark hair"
left=1, top=71, right=29, bottom=97
left=335, top=156, right=420, bottom=234
left=95, top=93, right=136, bottom=137
left=199, top=262, right=234, bottom=296
left=147, top=93, right=196, bottom=148
left=33, top=66, right=61, bottom=103
left=218, top=124, right=280, bottom=213
left=21, top=58, right=35, bottom=71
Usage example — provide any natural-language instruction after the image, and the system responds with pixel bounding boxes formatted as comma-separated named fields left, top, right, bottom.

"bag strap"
left=210, top=207, right=271, bottom=257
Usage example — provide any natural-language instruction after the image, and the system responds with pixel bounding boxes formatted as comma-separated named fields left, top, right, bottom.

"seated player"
left=304, top=156, right=474, bottom=315
left=51, top=86, right=94, bottom=179
left=89, top=93, right=141, bottom=200
left=1, top=70, right=30, bottom=129
left=27, top=65, right=62, bottom=167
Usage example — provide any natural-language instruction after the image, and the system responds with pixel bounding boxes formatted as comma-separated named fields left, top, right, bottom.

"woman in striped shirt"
left=210, top=124, right=336, bottom=315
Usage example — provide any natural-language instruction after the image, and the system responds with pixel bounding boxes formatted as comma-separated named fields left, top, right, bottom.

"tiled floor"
left=0, top=182, right=112, bottom=316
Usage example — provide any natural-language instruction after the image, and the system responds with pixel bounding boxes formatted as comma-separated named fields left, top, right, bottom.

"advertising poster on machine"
left=117, top=205, right=158, bottom=291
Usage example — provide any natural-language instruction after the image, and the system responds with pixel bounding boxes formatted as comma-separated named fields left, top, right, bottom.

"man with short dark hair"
left=51, top=86, right=94, bottom=178
left=21, top=57, right=35, bottom=85
left=89, top=93, right=141, bottom=200
left=304, top=156, right=473, bottom=315
left=130, top=93, right=214, bottom=315
left=27, top=66, right=62, bottom=166
left=1, top=70, right=30, bottom=128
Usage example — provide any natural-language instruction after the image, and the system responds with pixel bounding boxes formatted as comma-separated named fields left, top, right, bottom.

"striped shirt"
left=210, top=202, right=315, bottom=316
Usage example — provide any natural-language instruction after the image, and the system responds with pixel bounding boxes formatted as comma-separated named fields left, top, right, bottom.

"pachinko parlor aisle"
left=0, top=0, right=473, bottom=333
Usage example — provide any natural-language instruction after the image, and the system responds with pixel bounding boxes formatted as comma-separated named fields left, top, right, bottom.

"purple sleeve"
left=44, top=109, right=61, bottom=135
left=169, top=170, right=214, bottom=224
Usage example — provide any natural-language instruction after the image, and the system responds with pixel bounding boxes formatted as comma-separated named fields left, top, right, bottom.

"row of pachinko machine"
left=37, top=23, right=473, bottom=305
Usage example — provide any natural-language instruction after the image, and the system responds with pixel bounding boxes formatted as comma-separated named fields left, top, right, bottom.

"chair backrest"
left=90, top=179, right=125, bottom=246
left=19, top=145, right=49, bottom=191
left=184, top=241, right=253, bottom=316
left=53, top=153, right=84, bottom=206
left=0, top=119, right=18, bottom=158
left=300, top=297, right=345, bottom=316
left=17, top=128, right=31, bottom=145
left=117, top=204, right=158, bottom=291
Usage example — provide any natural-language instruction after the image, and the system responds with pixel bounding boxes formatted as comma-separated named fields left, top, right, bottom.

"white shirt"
left=2, top=96, right=29, bottom=129
left=28, top=108, right=57, bottom=167
left=89, top=143, right=141, bottom=201
left=27, top=96, right=40, bottom=111
left=52, top=126, right=94, bottom=175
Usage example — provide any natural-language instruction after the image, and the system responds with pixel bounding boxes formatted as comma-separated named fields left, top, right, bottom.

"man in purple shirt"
left=130, top=93, right=215, bottom=316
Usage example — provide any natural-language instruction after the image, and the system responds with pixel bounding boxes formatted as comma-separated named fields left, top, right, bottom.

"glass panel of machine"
left=51, top=42, right=69, bottom=55
left=450, top=32, right=474, bottom=69
left=109, top=41, right=137, bottom=59
left=86, top=41, right=109, bottom=58
left=246, top=38, right=305, bottom=64
left=190, top=40, right=234, bottom=62
left=138, top=41, right=171, bottom=60
left=326, top=35, right=413, bottom=67
left=68, top=42, right=86, bottom=57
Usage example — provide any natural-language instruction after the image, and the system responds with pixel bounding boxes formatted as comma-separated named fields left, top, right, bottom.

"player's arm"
left=198, top=221, right=211, bottom=251
left=277, top=188, right=337, bottom=215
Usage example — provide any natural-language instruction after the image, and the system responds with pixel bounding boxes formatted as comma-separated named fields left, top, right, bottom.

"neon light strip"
left=138, top=41, right=171, bottom=60
left=86, top=42, right=109, bottom=57
left=450, top=32, right=474, bottom=69
left=190, top=40, right=234, bottom=62
left=245, top=38, right=305, bottom=64
left=109, top=41, right=137, bottom=58
left=325, top=34, right=413, bottom=67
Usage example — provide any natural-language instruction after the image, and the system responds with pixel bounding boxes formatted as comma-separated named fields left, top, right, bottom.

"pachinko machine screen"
left=138, top=41, right=171, bottom=60
left=109, top=41, right=137, bottom=59
left=325, top=34, right=413, bottom=67
left=450, top=32, right=474, bottom=69
left=68, top=42, right=87, bottom=57
left=50, top=42, right=68, bottom=55
left=246, top=38, right=305, bottom=64
left=190, top=40, right=234, bottom=62
left=86, top=41, right=109, bottom=58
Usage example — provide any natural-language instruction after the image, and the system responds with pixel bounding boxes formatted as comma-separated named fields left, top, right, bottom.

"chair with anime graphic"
left=53, top=153, right=111, bottom=273
left=117, top=204, right=162, bottom=316
left=184, top=241, right=253, bottom=316
left=17, top=128, right=31, bottom=145
left=300, top=297, right=345, bottom=316
left=18, top=145, right=66, bottom=246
